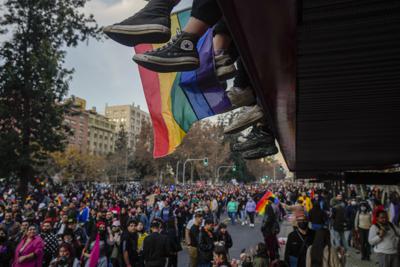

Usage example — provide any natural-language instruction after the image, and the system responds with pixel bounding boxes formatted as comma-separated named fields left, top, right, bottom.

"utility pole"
left=175, top=161, right=181, bottom=184
left=215, top=165, right=235, bottom=184
left=182, top=158, right=208, bottom=184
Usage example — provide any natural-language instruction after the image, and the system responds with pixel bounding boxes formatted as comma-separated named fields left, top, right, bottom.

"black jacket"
left=214, top=231, right=233, bottom=251
left=284, top=229, right=314, bottom=267
left=143, top=232, right=169, bottom=267
left=198, top=228, right=215, bottom=264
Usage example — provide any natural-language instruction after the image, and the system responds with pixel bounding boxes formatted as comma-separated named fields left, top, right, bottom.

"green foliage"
left=0, top=0, right=101, bottom=194
left=115, top=124, right=128, bottom=152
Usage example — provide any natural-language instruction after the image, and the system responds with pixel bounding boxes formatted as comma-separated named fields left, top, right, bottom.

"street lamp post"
left=182, top=158, right=208, bottom=184
left=215, top=165, right=235, bottom=184
left=175, top=161, right=181, bottom=184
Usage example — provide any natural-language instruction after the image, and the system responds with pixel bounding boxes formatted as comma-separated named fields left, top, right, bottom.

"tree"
left=115, top=124, right=128, bottom=152
left=0, top=0, right=100, bottom=195
left=52, top=147, right=107, bottom=182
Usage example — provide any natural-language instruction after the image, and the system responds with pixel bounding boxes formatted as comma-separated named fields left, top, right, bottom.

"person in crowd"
left=49, top=243, right=80, bottom=267
left=261, top=199, right=280, bottom=261
left=368, top=210, right=399, bottom=267
left=66, top=218, right=87, bottom=255
left=306, top=229, right=343, bottom=267
left=0, top=227, right=13, bottom=267
left=40, top=219, right=59, bottom=266
left=143, top=220, right=169, bottom=267
left=211, top=197, right=219, bottom=224
left=186, top=210, right=203, bottom=267
left=227, top=198, right=238, bottom=225
left=213, top=245, right=231, bottom=267
left=308, top=200, right=327, bottom=231
left=245, top=197, right=256, bottom=228
left=121, top=220, right=138, bottom=267
left=136, top=221, right=148, bottom=267
left=55, top=214, right=69, bottom=236
left=252, top=242, right=269, bottom=267
left=238, top=197, right=247, bottom=226
left=109, top=220, right=122, bottom=267
left=165, top=218, right=181, bottom=267
left=214, top=223, right=233, bottom=255
left=13, top=225, right=44, bottom=267
left=174, top=201, right=187, bottom=242
left=1, top=211, right=20, bottom=241
left=82, top=221, right=112, bottom=267
left=78, top=202, right=90, bottom=226
left=284, top=214, right=314, bottom=267
left=331, top=199, right=349, bottom=252
left=354, top=201, right=372, bottom=261
left=198, top=218, right=215, bottom=267
left=345, top=199, right=358, bottom=248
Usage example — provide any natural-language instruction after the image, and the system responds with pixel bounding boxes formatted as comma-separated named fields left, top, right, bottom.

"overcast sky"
left=64, top=0, right=193, bottom=114
left=65, top=0, right=149, bottom=114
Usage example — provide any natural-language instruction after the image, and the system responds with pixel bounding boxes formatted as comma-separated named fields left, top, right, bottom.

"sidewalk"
left=278, top=220, right=378, bottom=267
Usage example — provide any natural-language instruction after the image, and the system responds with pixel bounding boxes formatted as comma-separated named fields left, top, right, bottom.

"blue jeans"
left=332, top=230, right=349, bottom=251
left=240, top=210, right=247, bottom=222
left=228, top=211, right=236, bottom=225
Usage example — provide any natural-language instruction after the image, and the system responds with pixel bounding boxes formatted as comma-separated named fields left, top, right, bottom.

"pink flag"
left=88, top=234, right=100, bottom=267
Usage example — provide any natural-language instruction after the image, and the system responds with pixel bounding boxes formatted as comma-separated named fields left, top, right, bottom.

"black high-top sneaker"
left=103, top=0, right=179, bottom=47
left=232, top=125, right=275, bottom=152
left=132, top=30, right=200, bottom=73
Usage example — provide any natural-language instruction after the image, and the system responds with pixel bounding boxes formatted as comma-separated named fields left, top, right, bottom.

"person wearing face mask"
left=369, top=210, right=399, bottom=267
left=109, top=221, right=122, bottom=267
left=40, top=219, right=59, bottom=267
left=284, top=214, right=315, bottom=267
left=354, top=201, right=372, bottom=261
left=49, top=243, right=80, bottom=267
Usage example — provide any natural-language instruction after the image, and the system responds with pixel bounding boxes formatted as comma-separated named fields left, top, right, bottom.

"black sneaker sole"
left=232, top=139, right=274, bottom=152
left=242, top=146, right=279, bottom=160
left=103, top=24, right=171, bottom=47
left=133, top=54, right=200, bottom=73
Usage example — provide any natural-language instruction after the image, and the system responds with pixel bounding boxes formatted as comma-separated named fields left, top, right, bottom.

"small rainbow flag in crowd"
left=256, top=191, right=277, bottom=215
left=134, top=9, right=231, bottom=158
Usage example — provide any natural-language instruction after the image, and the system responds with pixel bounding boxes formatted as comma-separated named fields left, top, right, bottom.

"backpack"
left=388, top=223, right=400, bottom=256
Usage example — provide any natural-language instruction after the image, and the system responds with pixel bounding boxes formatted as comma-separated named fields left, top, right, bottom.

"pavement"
left=177, top=215, right=379, bottom=267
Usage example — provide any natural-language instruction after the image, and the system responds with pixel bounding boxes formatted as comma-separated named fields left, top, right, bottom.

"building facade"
left=87, top=107, right=116, bottom=155
left=64, top=97, right=89, bottom=152
left=105, top=104, right=150, bottom=149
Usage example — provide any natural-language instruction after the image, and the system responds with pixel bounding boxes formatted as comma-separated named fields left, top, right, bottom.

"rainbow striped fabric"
left=135, top=9, right=231, bottom=157
left=256, top=191, right=279, bottom=215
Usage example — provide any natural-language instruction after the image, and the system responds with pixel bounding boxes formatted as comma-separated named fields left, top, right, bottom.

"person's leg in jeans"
left=342, top=231, right=350, bottom=251
left=332, top=230, right=341, bottom=248
left=133, top=0, right=223, bottom=72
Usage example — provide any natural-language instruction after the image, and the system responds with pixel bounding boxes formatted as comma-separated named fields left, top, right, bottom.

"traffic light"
left=232, top=165, right=236, bottom=172
left=203, top=158, right=208, bottom=167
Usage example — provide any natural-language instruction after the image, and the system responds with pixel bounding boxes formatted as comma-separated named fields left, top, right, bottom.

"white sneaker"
left=224, top=105, right=264, bottom=135
left=250, top=224, right=255, bottom=228
left=241, top=222, right=245, bottom=226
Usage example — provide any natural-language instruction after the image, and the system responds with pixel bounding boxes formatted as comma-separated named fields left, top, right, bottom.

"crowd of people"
left=0, top=179, right=399, bottom=267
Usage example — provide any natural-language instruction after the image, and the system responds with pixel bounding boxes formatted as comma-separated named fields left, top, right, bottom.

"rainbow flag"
left=134, top=9, right=231, bottom=158
left=256, top=191, right=276, bottom=215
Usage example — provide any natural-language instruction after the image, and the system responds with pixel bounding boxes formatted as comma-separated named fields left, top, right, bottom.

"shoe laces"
left=150, top=28, right=182, bottom=53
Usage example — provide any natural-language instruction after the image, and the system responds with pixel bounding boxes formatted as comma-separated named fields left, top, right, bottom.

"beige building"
left=105, top=103, right=150, bottom=149
left=87, top=107, right=116, bottom=155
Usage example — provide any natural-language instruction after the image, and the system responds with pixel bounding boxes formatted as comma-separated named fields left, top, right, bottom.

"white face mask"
left=360, top=206, right=367, bottom=211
